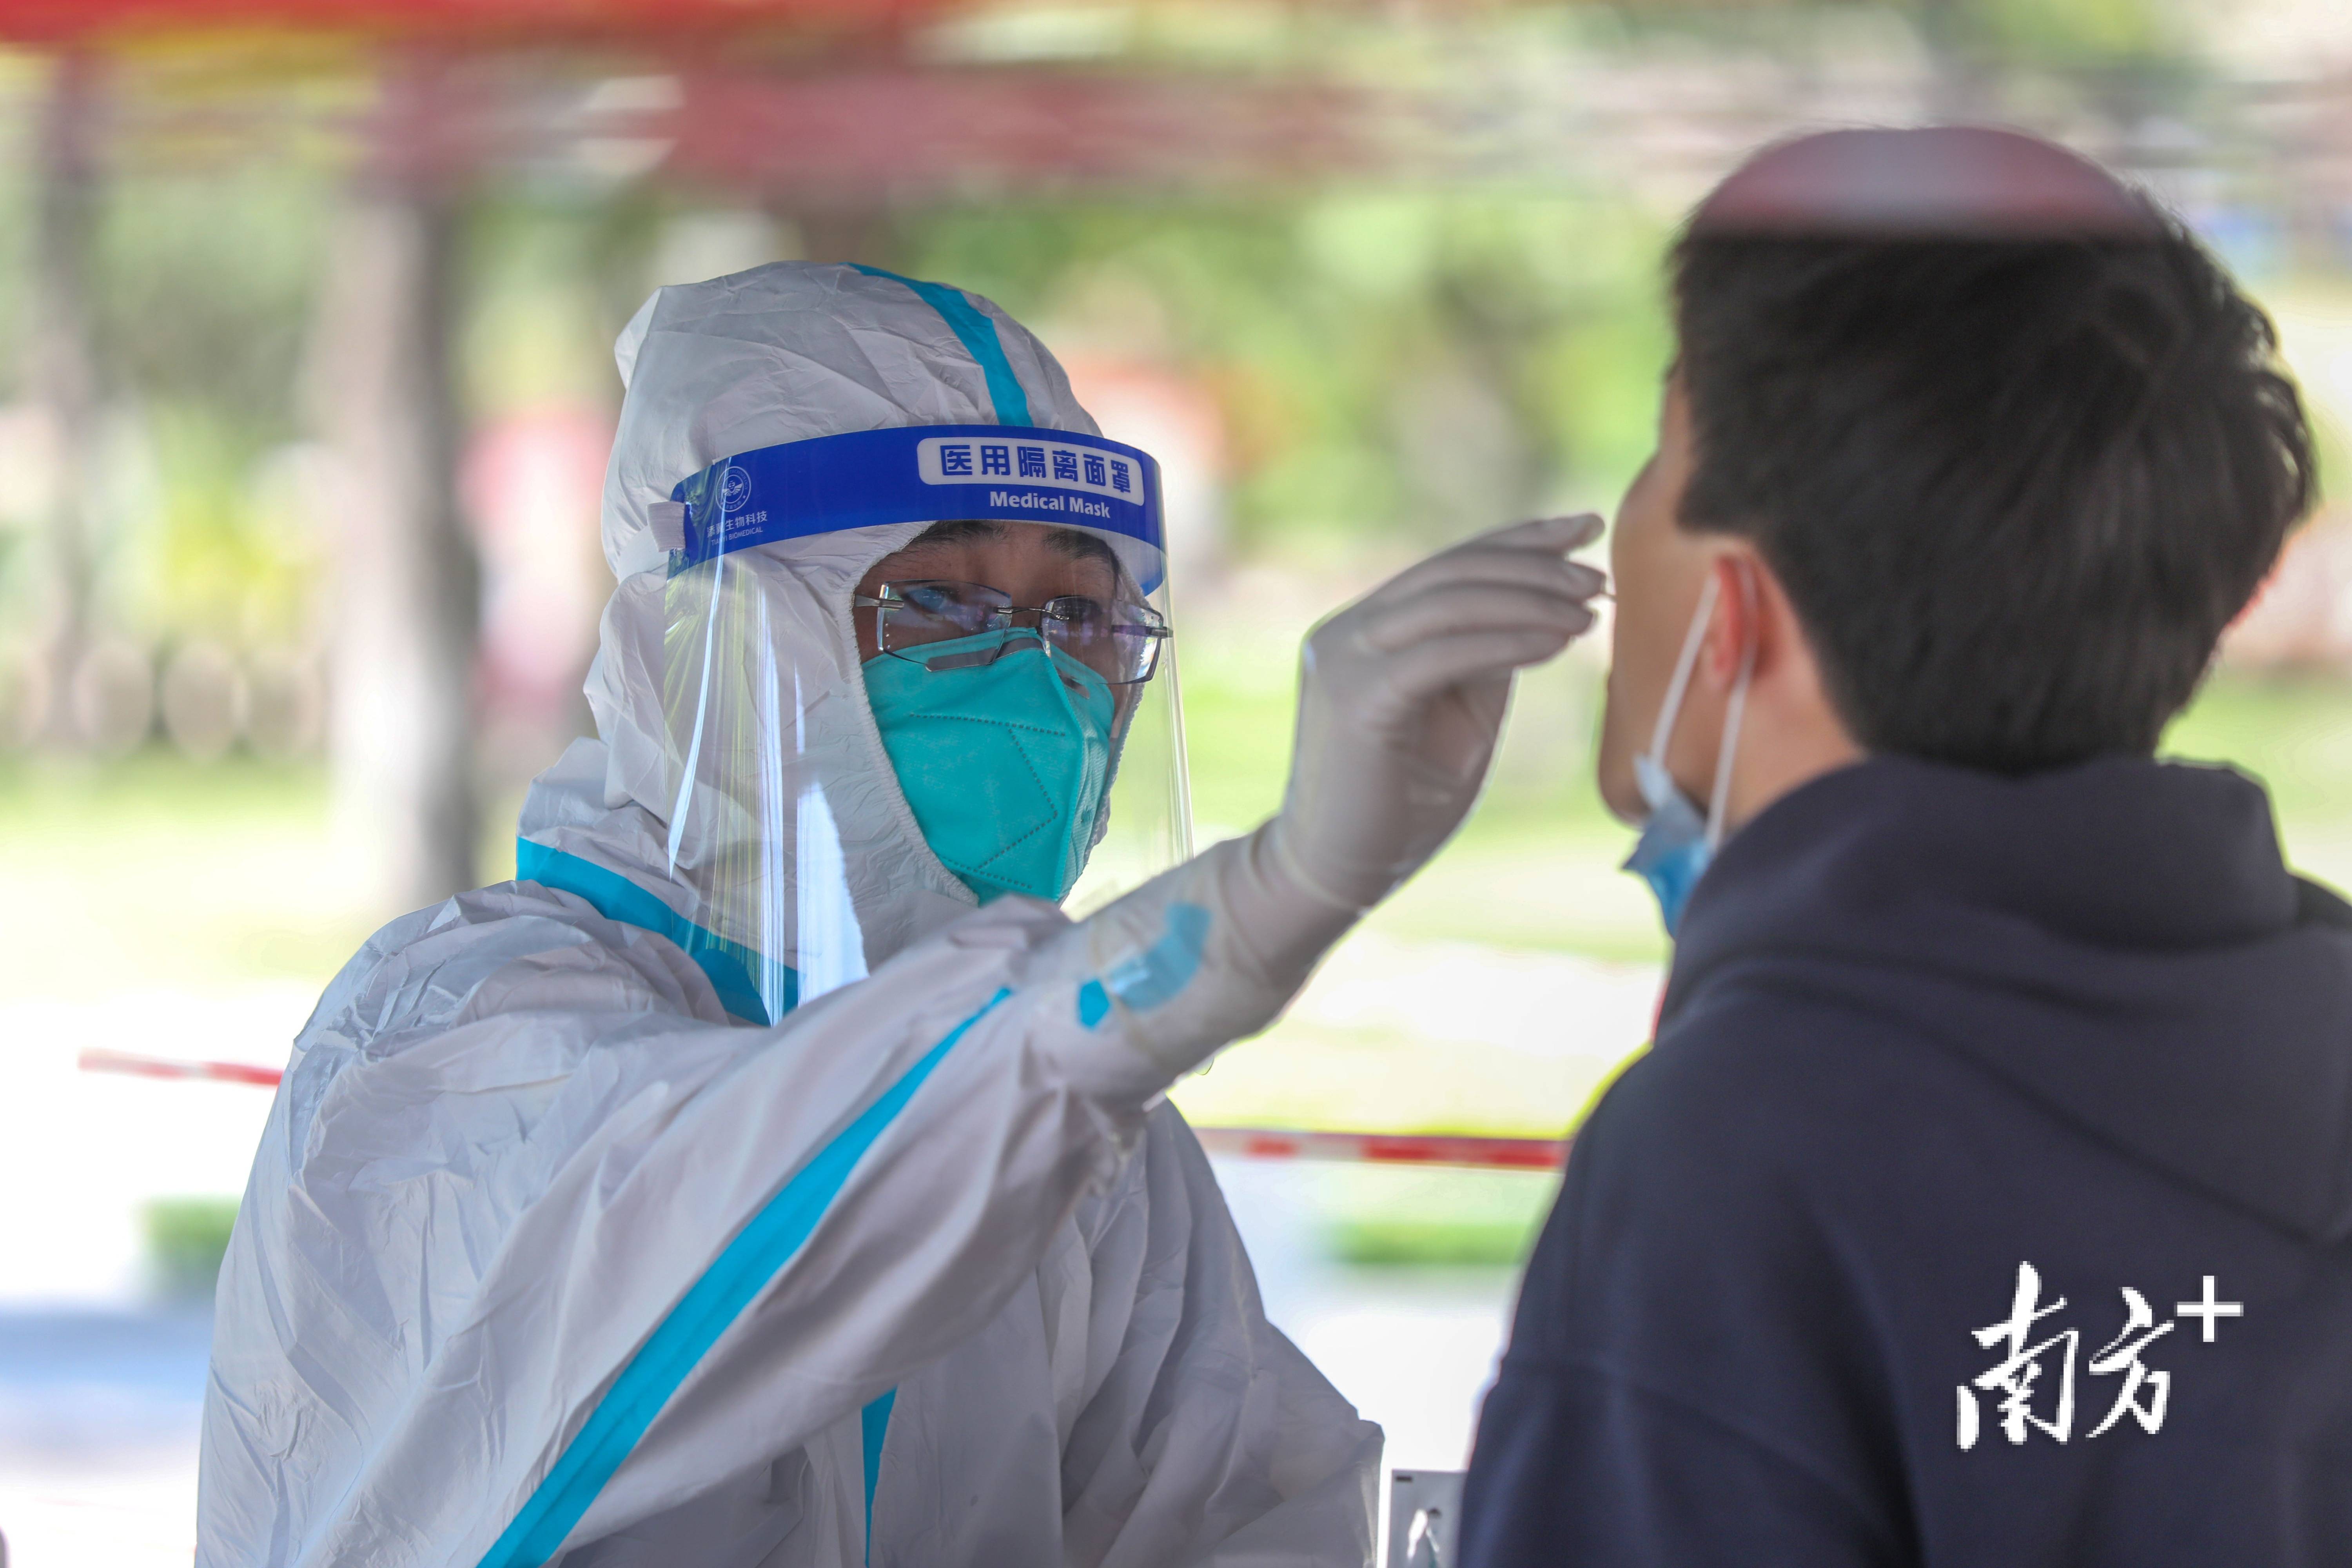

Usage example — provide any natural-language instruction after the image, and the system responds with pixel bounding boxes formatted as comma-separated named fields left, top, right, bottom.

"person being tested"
left=1461, top=128, right=2346, bottom=1566
left=198, top=262, right=1606, bottom=1567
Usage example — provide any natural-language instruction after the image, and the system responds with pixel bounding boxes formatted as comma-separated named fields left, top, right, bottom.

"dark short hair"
left=1671, top=216, right=2315, bottom=772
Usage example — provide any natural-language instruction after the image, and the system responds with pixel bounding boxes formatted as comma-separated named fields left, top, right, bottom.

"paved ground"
left=0, top=1308, right=210, bottom=1568
left=1218, top=1158, right=1527, bottom=1472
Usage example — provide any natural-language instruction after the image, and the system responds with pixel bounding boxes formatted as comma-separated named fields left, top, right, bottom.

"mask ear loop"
left=1704, top=561, right=1760, bottom=852
left=1647, top=571, right=1722, bottom=765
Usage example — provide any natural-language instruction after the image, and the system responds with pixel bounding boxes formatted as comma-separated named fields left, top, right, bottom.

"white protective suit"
left=199, top=264, right=1383, bottom=1568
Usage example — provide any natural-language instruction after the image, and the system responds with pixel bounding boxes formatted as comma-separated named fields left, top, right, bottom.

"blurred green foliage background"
left=3, top=0, right=2352, bottom=1280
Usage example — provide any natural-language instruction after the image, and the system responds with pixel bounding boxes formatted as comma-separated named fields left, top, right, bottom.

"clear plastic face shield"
left=652, top=425, right=1190, bottom=1025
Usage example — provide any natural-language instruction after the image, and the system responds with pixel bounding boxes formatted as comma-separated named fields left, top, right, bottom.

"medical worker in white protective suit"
left=199, top=262, right=1606, bottom=1568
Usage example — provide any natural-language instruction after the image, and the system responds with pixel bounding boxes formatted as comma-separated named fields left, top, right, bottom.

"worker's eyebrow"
left=1044, top=527, right=1119, bottom=572
left=906, top=519, right=1004, bottom=550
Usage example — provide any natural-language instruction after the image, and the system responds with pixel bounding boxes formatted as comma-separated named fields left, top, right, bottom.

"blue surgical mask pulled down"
left=1624, top=572, right=1752, bottom=936
left=864, top=627, right=1118, bottom=904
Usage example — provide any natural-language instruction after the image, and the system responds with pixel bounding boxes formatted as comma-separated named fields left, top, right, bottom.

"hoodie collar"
left=1661, top=754, right=2352, bottom=1244
left=1670, top=755, right=2302, bottom=1016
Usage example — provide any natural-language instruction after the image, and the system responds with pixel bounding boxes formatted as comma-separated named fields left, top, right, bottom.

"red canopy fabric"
left=0, top=0, right=1392, bottom=192
left=0, top=0, right=943, bottom=46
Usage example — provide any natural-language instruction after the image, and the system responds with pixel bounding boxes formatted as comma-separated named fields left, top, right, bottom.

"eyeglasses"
left=856, top=580, right=1171, bottom=686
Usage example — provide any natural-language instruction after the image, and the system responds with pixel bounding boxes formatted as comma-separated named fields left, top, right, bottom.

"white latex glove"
left=1267, top=513, right=1609, bottom=913
left=1043, top=514, right=1604, bottom=1080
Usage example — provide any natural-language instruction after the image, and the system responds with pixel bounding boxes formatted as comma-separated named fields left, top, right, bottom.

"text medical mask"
left=864, top=627, right=1118, bottom=904
left=1623, top=571, right=1753, bottom=936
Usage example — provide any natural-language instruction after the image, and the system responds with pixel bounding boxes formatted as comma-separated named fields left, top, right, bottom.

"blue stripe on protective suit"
left=473, top=987, right=1013, bottom=1568
left=514, top=840, right=897, bottom=1552
left=850, top=265, right=1033, bottom=427
left=515, top=840, right=788, bottom=1025
left=1078, top=903, right=1209, bottom=1027
left=860, top=1387, right=898, bottom=1563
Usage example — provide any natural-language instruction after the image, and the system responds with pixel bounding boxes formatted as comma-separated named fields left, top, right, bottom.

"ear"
left=1700, top=548, right=1767, bottom=685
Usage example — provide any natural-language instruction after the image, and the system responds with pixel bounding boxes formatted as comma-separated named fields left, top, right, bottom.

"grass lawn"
left=0, top=753, right=373, bottom=1000
left=5, top=663, right=2348, bottom=1270
left=1, top=665, right=2346, bottom=1112
left=2, top=664, right=2347, bottom=989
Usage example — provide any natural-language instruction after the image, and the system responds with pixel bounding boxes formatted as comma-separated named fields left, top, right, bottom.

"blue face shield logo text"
left=864, top=629, right=1119, bottom=904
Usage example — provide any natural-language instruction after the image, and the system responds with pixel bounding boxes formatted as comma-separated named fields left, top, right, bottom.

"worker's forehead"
left=898, top=521, right=1119, bottom=561
left=1692, top=127, right=2160, bottom=241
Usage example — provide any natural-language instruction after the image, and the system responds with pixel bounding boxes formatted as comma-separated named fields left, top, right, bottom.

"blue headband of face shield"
left=662, top=424, right=1165, bottom=590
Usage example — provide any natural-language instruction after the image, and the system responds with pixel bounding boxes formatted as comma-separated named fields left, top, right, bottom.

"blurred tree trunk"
left=311, top=104, right=479, bottom=913
left=771, top=198, right=892, bottom=267
left=29, top=52, right=100, bottom=751
left=1920, top=0, right=1989, bottom=121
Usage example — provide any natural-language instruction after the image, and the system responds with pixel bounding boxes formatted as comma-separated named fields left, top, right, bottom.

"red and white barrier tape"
left=1189, top=1126, right=1567, bottom=1171
left=78, top=1047, right=288, bottom=1089
left=76, top=1050, right=1572, bottom=1170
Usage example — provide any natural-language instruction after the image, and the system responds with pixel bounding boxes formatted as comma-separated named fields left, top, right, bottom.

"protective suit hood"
left=599, top=262, right=1100, bottom=579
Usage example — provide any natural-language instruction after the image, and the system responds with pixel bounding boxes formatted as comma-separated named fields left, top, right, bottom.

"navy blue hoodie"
left=1461, top=755, right=2352, bottom=1566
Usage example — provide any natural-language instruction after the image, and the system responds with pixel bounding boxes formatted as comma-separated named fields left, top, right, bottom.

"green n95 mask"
left=864, top=628, right=1120, bottom=904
